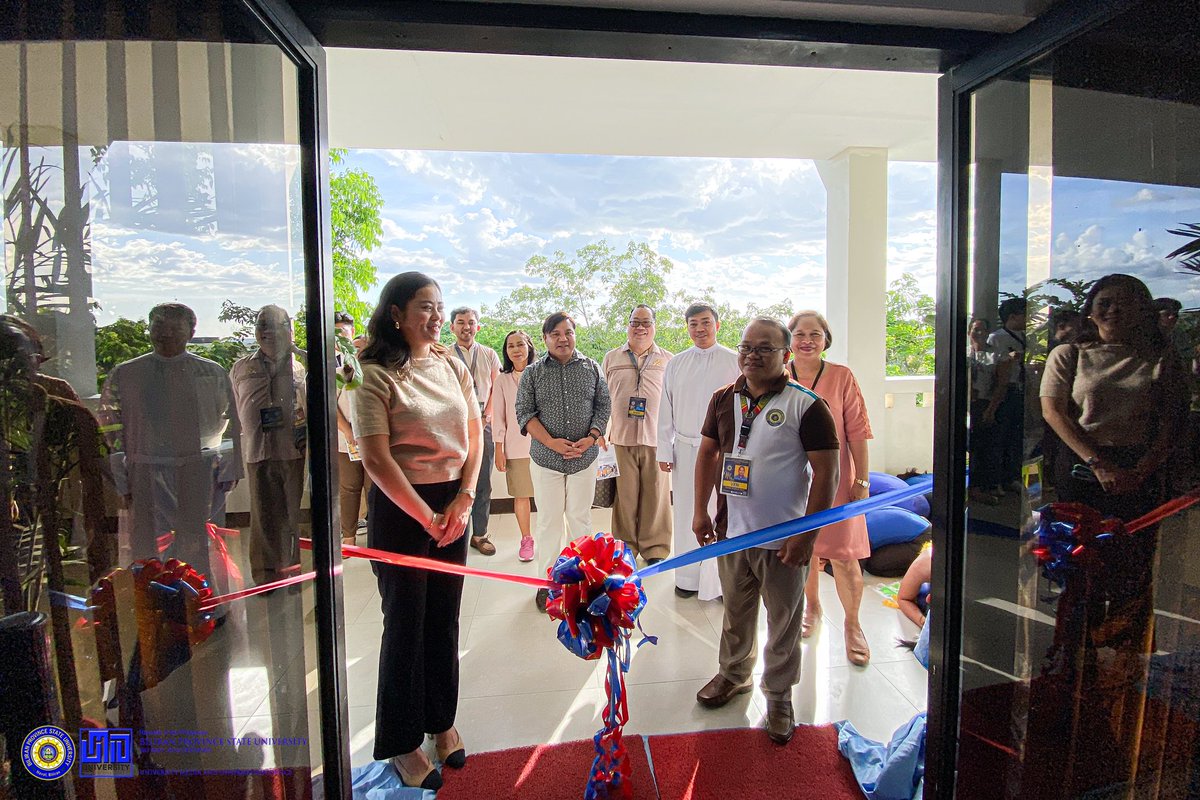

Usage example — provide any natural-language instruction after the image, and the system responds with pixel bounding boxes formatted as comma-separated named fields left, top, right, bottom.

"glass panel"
left=1, top=8, right=322, bottom=799
left=958, top=1, right=1200, bottom=797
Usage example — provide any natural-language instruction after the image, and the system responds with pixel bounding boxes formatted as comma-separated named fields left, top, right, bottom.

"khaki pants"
left=612, top=444, right=672, bottom=561
left=717, top=547, right=809, bottom=700
left=247, top=457, right=305, bottom=586
left=336, top=451, right=373, bottom=539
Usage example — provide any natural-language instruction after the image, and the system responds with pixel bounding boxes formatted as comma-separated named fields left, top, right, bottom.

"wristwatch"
left=1084, top=455, right=1101, bottom=467
left=459, top=487, right=477, bottom=498
left=588, top=431, right=600, bottom=442
left=853, top=478, right=870, bottom=489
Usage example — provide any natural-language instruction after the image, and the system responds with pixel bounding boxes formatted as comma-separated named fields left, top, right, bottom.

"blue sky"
left=6, top=144, right=1199, bottom=337
left=344, top=150, right=945, bottom=322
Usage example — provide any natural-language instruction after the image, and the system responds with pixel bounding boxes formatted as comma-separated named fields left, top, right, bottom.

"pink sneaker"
left=518, top=536, right=535, bottom=563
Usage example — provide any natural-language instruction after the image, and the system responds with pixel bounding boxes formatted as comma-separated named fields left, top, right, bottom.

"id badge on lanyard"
left=720, top=453, right=752, bottom=496
left=719, top=391, right=775, bottom=497
left=625, top=350, right=651, bottom=419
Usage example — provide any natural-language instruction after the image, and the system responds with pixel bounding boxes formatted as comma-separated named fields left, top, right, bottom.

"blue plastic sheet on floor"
left=834, top=712, right=927, bottom=800
left=339, top=761, right=436, bottom=800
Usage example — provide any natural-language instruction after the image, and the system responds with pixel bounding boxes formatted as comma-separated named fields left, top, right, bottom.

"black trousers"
left=369, top=479, right=467, bottom=759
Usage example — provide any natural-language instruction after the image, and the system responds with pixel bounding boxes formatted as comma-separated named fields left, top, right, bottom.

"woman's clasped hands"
left=426, top=492, right=473, bottom=546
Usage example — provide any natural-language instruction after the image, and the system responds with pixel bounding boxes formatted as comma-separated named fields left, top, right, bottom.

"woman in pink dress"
left=492, top=330, right=537, bottom=561
left=787, top=310, right=874, bottom=666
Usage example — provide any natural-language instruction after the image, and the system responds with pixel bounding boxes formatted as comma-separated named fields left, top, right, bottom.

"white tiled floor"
left=334, top=509, right=929, bottom=765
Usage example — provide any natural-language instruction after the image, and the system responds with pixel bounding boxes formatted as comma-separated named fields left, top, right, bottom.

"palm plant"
left=1167, top=223, right=1200, bottom=276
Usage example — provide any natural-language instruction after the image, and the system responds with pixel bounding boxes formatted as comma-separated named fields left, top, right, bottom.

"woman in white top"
left=492, top=330, right=537, bottom=561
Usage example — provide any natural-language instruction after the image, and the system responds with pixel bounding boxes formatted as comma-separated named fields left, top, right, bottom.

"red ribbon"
left=1126, top=486, right=1200, bottom=534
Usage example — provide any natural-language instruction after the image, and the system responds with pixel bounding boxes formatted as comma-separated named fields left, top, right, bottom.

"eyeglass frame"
left=736, top=344, right=789, bottom=356
left=627, top=319, right=655, bottom=328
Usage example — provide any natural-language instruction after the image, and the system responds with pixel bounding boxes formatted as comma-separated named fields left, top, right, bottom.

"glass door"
left=933, top=1, right=1200, bottom=797
left=0, top=2, right=349, bottom=798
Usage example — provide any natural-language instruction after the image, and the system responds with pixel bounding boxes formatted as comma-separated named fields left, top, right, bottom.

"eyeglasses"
left=791, top=331, right=825, bottom=340
left=736, top=345, right=788, bottom=356
left=628, top=320, right=654, bottom=328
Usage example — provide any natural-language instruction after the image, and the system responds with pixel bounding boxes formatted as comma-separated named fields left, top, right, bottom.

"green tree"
left=330, top=148, right=383, bottom=326
left=885, top=274, right=935, bottom=376
left=480, top=240, right=794, bottom=362
left=93, top=318, right=151, bottom=390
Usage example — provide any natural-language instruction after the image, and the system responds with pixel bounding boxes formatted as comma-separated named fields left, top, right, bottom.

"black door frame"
left=240, top=2, right=352, bottom=797
left=927, top=0, right=1142, bottom=796
left=51, top=1, right=1149, bottom=798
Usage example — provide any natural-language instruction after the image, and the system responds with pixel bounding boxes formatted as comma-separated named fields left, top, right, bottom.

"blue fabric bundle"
left=835, top=712, right=927, bottom=800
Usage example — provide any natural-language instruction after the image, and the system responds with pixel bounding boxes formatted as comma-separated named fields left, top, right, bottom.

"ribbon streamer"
left=635, top=476, right=935, bottom=579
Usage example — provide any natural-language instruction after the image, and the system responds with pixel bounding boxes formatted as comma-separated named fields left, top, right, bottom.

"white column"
left=816, top=147, right=888, bottom=470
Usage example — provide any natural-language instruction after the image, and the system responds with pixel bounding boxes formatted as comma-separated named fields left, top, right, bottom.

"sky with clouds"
left=4, top=143, right=1199, bottom=338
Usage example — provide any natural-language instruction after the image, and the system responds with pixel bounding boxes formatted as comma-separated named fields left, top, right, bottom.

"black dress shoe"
left=765, top=699, right=795, bottom=745
left=674, top=586, right=698, bottom=598
left=535, top=588, right=549, bottom=613
left=696, top=674, right=753, bottom=708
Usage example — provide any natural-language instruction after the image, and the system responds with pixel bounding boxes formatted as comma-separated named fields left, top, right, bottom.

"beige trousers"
left=336, top=450, right=373, bottom=539
left=247, top=457, right=305, bottom=586
left=717, top=547, right=809, bottom=700
left=612, top=444, right=673, bottom=561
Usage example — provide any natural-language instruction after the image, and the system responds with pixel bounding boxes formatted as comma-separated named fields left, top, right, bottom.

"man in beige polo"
left=602, top=304, right=673, bottom=563
left=230, top=305, right=307, bottom=587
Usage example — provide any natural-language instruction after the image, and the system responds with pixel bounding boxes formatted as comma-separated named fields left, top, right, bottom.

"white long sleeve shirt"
left=656, top=343, right=741, bottom=463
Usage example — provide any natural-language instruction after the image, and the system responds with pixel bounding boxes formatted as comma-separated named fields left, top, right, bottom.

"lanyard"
left=737, top=391, right=776, bottom=451
left=789, top=360, right=825, bottom=392
left=626, top=348, right=650, bottom=394
left=454, top=343, right=480, bottom=383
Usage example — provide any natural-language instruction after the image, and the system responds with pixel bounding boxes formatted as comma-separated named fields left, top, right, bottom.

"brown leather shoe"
left=470, top=536, right=496, bottom=556
left=765, top=698, right=795, bottom=745
left=696, top=674, right=753, bottom=708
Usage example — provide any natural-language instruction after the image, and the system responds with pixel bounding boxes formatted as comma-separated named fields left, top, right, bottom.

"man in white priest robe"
left=656, top=302, right=741, bottom=600
left=99, top=303, right=242, bottom=578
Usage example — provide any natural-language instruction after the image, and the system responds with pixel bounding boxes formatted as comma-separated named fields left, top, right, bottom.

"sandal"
left=801, top=604, right=821, bottom=639
left=435, top=727, right=467, bottom=769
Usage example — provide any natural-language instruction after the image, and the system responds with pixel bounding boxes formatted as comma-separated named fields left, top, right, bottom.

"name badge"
left=627, top=396, right=648, bottom=419
left=260, top=406, right=284, bottom=431
left=720, top=454, right=752, bottom=497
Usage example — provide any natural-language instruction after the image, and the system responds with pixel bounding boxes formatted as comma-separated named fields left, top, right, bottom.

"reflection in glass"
left=957, top=3, right=1200, bottom=797
left=2, top=24, right=319, bottom=798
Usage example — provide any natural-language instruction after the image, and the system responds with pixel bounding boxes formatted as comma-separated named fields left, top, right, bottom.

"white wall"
left=881, top=376, right=935, bottom=475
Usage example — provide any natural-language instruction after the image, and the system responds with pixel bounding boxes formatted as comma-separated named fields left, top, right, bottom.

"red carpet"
left=438, top=736, right=657, bottom=800
left=647, top=724, right=862, bottom=800
left=437, top=725, right=861, bottom=799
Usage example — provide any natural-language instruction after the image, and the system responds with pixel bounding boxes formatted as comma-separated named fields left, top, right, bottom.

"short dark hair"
left=787, top=310, right=833, bottom=351
left=1049, top=307, right=1080, bottom=329
left=542, top=311, right=575, bottom=337
left=1153, top=297, right=1183, bottom=314
left=334, top=311, right=354, bottom=326
left=149, top=302, right=198, bottom=331
left=500, top=330, right=536, bottom=373
left=684, top=302, right=719, bottom=324
left=997, top=298, right=1026, bottom=324
left=745, top=317, right=791, bottom=349
left=628, top=304, right=656, bottom=322
left=450, top=307, right=479, bottom=324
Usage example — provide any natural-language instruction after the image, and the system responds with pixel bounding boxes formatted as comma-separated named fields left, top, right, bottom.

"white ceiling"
left=328, top=49, right=937, bottom=161
left=462, top=0, right=1055, bottom=33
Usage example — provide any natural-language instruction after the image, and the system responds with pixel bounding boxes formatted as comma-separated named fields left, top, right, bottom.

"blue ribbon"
left=634, top=476, right=935, bottom=579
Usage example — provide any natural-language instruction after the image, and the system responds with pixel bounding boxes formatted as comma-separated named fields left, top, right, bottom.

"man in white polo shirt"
left=692, top=317, right=840, bottom=745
